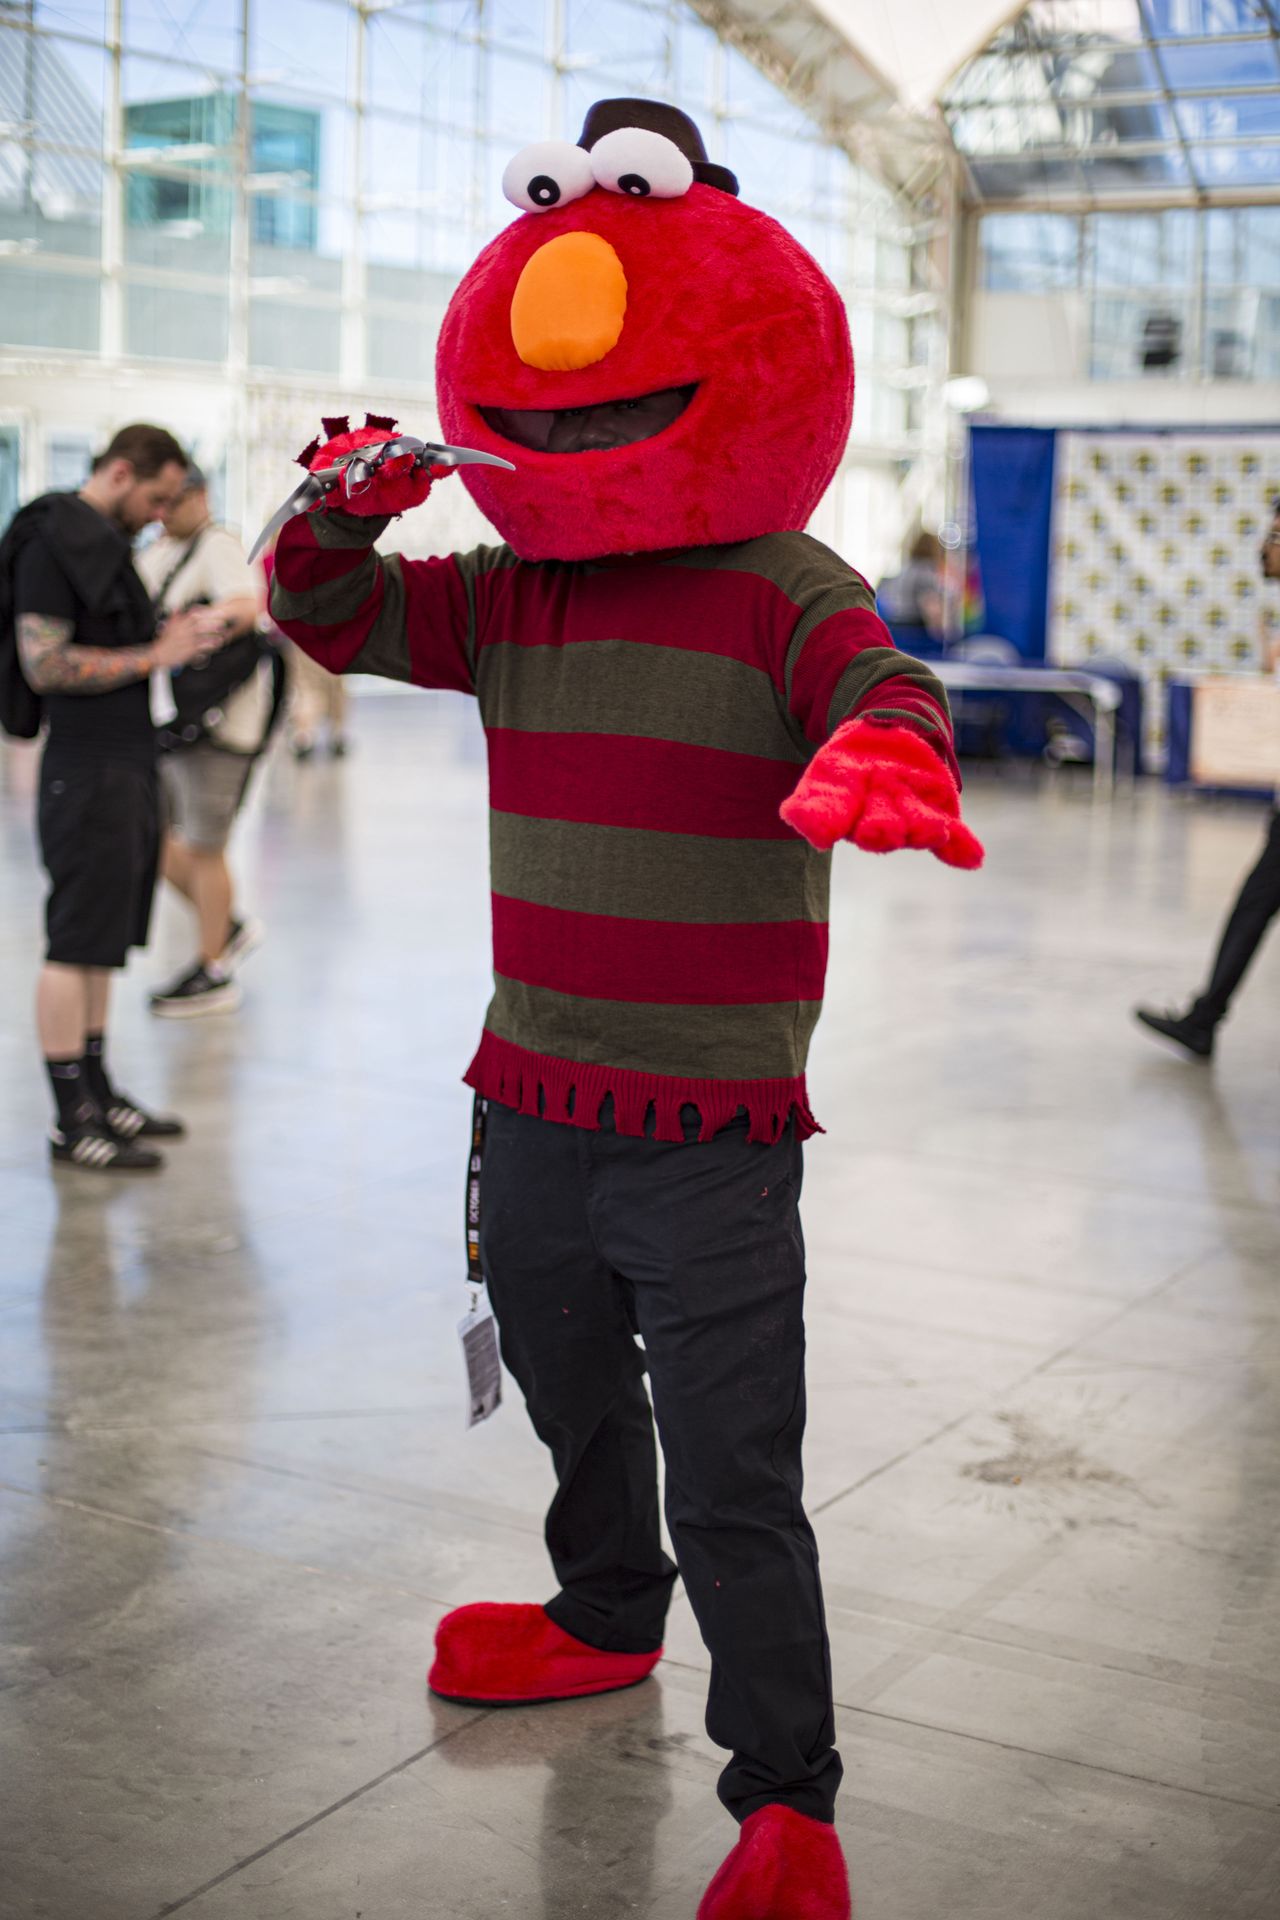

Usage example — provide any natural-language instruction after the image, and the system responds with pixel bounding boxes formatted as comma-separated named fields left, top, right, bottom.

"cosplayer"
left=268, top=101, right=983, bottom=1920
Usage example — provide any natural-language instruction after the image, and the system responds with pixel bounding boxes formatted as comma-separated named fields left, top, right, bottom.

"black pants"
left=479, top=1098, right=841, bottom=1825
left=1194, top=809, right=1280, bottom=1027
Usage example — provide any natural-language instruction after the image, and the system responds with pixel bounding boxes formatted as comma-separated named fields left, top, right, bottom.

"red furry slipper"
left=428, top=1602, right=661, bottom=1706
left=698, top=1805, right=851, bottom=1920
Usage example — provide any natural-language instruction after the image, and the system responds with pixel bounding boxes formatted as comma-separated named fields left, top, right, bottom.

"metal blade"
left=338, top=434, right=516, bottom=475
left=423, top=441, right=516, bottom=472
left=248, top=472, right=330, bottom=566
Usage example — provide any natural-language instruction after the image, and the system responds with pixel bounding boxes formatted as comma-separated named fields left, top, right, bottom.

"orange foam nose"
left=510, top=230, right=627, bottom=372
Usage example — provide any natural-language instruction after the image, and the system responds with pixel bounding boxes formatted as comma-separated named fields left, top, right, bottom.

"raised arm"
left=267, top=416, right=483, bottom=695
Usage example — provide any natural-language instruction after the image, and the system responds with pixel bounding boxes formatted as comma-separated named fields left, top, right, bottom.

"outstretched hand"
left=781, top=720, right=984, bottom=870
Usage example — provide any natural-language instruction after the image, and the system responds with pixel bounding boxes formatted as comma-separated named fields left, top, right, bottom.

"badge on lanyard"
left=459, top=1095, right=502, bottom=1428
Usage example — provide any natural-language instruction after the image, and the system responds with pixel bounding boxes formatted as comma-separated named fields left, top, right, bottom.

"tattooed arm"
left=18, top=614, right=153, bottom=695
left=17, top=607, right=225, bottom=695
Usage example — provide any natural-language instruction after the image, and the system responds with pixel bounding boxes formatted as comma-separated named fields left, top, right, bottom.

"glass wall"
left=978, top=205, right=1280, bottom=381
left=0, top=0, right=937, bottom=458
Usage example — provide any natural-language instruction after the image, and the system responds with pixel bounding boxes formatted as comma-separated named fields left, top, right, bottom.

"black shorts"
left=38, top=753, right=161, bottom=970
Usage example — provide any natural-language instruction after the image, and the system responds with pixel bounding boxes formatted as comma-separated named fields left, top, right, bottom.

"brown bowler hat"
left=577, top=98, right=739, bottom=197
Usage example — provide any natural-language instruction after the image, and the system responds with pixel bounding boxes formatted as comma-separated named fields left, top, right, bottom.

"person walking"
left=286, top=640, right=350, bottom=759
left=7, top=424, right=224, bottom=1171
left=1136, top=500, right=1280, bottom=1057
left=136, top=464, right=272, bottom=1017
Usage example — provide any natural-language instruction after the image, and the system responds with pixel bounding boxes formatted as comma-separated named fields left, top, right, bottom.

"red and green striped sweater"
left=271, top=510, right=957, bottom=1142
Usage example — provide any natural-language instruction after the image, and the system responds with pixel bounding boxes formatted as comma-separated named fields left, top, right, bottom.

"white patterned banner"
left=1048, top=429, right=1280, bottom=764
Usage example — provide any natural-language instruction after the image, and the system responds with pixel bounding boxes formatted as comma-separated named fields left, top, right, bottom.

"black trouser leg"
left=591, top=1115, right=841, bottom=1826
left=479, top=1102, right=677, bottom=1655
left=1194, top=810, right=1280, bottom=1026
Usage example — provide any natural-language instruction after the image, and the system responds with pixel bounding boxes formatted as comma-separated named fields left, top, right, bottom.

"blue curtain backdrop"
left=969, top=425, right=1057, bottom=660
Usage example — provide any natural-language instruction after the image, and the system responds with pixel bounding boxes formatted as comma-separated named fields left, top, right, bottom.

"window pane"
left=249, top=93, right=351, bottom=198
left=365, top=207, right=473, bottom=277
left=0, top=426, right=22, bottom=533
left=1158, top=37, right=1280, bottom=87
left=124, top=172, right=232, bottom=272
left=672, top=13, right=716, bottom=111
left=249, top=197, right=343, bottom=291
left=1191, top=146, right=1280, bottom=189
left=724, top=46, right=810, bottom=133
left=1147, top=0, right=1267, bottom=32
left=27, top=0, right=107, bottom=31
left=46, top=433, right=93, bottom=489
left=365, top=18, right=478, bottom=127
left=485, top=0, right=548, bottom=55
left=1091, top=210, right=1194, bottom=288
left=249, top=0, right=353, bottom=102
left=565, top=0, right=665, bottom=76
left=123, top=68, right=236, bottom=164
left=0, top=263, right=99, bottom=349
left=1203, top=293, right=1255, bottom=378
left=125, top=279, right=228, bottom=359
left=1090, top=294, right=1192, bottom=378
left=488, top=49, right=550, bottom=141
left=980, top=212, right=1079, bottom=291
left=122, top=0, right=241, bottom=73
left=368, top=308, right=440, bottom=387
left=249, top=298, right=339, bottom=374
left=27, top=35, right=108, bottom=150
left=0, top=150, right=103, bottom=258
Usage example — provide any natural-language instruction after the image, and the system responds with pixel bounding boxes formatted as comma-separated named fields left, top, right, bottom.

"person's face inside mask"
left=482, top=383, right=695, bottom=455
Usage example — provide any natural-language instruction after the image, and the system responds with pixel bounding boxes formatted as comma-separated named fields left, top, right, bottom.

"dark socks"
left=82, top=1031, right=112, bottom=1109
left=46, top=1057, right=93, bottom=1130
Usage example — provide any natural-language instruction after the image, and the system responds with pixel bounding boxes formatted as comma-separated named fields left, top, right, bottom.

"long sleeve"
left=781, top=546, right=958, bottom=784
left=269, top=508, right=485, bottom=695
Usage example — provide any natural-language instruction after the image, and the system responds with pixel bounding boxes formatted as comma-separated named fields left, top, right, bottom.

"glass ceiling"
left=941, top=0, right=1280, bottom=205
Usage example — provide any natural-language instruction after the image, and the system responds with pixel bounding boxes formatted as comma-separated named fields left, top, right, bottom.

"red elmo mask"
left=436, top=102, right=854, bottom=563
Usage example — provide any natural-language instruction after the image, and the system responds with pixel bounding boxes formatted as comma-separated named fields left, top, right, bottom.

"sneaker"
left=219, top=916, right=263, bottom=971
left=150, top=962, right=242, bottom=1019
left=329, top=735, right=348, bottom=759
left=1134, top=1005, right=1215, bottom=1059
left=290, top=736, right=315, bottom=761
left=51, top=1106, right=163, bottom=1173
left=103, top=1091, right=187, bottom=1140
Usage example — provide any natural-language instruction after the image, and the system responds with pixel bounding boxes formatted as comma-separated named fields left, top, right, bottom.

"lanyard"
left=465, top=1092, right=487, bottom=1307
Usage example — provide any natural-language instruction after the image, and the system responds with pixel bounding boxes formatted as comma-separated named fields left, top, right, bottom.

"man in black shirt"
left=13, top=423, right=224, bottom=1171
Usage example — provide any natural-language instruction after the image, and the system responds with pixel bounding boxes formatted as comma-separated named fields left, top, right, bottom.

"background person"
left=136, top=464, right=270, bottom=1018
left=9, top=424, right=223, bottom=1171
left=1135, top=498, right=1280, bottom=1056
left=286, top=642, right=350, bottom=760
left=875, top=529, right=947, bottom=649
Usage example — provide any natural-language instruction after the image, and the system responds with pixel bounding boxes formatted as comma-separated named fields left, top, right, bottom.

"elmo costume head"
left=436, top=99, right=854, bottom=563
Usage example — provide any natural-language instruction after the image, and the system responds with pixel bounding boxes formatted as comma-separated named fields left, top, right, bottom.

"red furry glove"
left=781, top=719, right=984, bottom=869
left=296, top=412, right=452, bottom=519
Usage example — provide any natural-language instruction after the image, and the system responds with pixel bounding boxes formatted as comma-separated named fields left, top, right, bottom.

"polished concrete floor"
left=2, top=695, right=1278, bottom=1920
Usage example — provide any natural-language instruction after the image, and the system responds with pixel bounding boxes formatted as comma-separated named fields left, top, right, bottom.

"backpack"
left=150, top=528, right=278, bottom=754
left=0, top=500, right=49, bottom=739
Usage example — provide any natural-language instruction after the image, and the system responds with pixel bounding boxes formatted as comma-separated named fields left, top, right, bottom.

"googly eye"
left=502, top=140, right=596, bottom=213
left=589, top=127, right=694, bottom=200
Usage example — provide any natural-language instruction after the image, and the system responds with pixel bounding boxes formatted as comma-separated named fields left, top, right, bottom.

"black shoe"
left=219, top=915, right=263, bottom=971
left=51, top=1105, right=163, bottom=1172
left=103, top=1091, right=187, bottom=1140
left=329, top=735, right=348, bottom=758
left=291, top=737, right=315, bottom=761
left=150, top=962, right=242, bottom=1019
left=1134, top=1005, right=1215, bottom=1058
